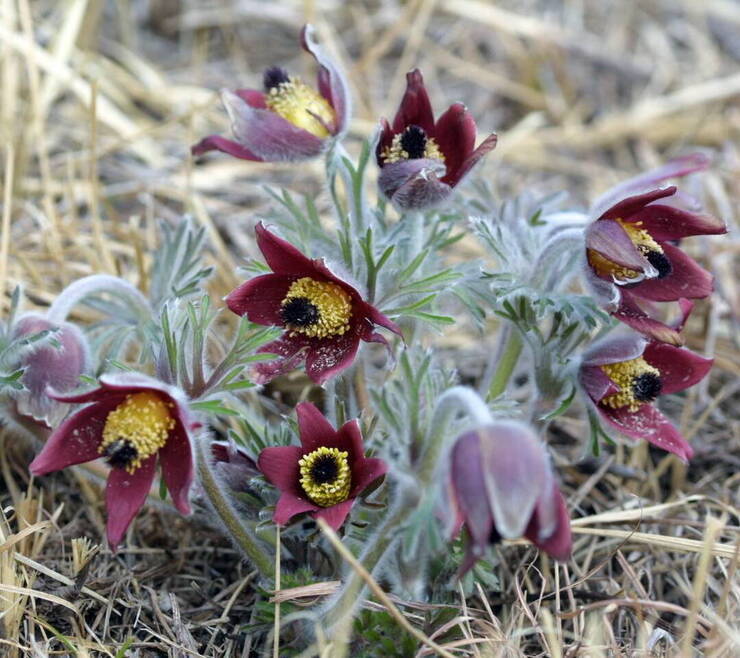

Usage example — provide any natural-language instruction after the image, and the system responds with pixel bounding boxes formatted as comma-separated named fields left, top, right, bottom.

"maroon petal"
left=629, top=244, right=713, bottom=302
left=597, top=404, right=693, bottom=462
left=252, top=334, right=311, bottom=385
left=379, top=159, right=452, bottom=211
left=434, top=102, right=476, bottom=183
left=357, top=301, right=402, bottom=338
left=255, top=223, right=317, bottom=277
left=599, top=187, right=677, bottom=221
left=234, top=89, right=267, bottom=109
left=349, top=457, right=387, bottom=497
left=450, top=432, right=492, bottom=550
left=643, top=342, right=713, bottom=395
left=274, top=491, right=319, bottom=525
left=312, top=498, right=355, bottom=530
left=613, top=292, right=684, bottom=346
left=628, top=204, right=726, bottom=241
left=225, top=273, right=294, bottom=323
left=586, top=219, right=650, bottom=273
left=158, top=423, right=194, bottom=516
left=524, top=486, right=572, bottom=561
left=375, top=118, right=395, bottom=165
left=258, top=446, right=304, bottom=495
left=296, top=402, right=338, bottom=454
left=579, top=364, right=619, bottom=402
left=304, top=328, right=362, bottom=385
left=334, top=418, right=365, bottom=464
left=191, top=135, right=264, bottom=161
left=581, top=333, right=647, bottom=367
left=29, top=399, right=119, bottom=475
left=392, top=69, right=435, bottom=135
left=105, top=456, right=157, bottom=549
left=448, top=133, right=498, bottom=187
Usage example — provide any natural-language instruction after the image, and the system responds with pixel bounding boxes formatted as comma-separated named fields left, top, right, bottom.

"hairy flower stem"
left=194, top=436, right=273, bottom=579
left=485, top=326, right=524, bottom=400
left=47, top=274, right=152, bottom=324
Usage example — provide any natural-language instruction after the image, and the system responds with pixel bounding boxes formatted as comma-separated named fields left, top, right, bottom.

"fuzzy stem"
left=194, top=435, right=273, bottom=579
left=47, top=274, right=151, bottom=324
left=486, top=327, right=524, bottom=400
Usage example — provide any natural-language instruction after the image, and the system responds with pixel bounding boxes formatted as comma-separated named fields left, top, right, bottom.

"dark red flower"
left=29, top=374, right=198, bottom=549
left=375, top=69, right=498, bottom=210
left=257, top=402, right=387, bottom=530
left=447, top=422, right=572, bottom=574
left=584, top=155, right=726, bottom=345
left=192, top=25, right=349, bottom=162
left=226, top=223, right=401, bottom=385
left=579, top=331, right=712, bottom=462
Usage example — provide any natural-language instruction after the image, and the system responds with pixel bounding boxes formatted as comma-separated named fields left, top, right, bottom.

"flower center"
left=280, top=277, right=352, bottom=338
left=299, top=446, right=351, bottom=507
left=263, top=72, right=335, bottom=138
left=587, top=218, right=671, bottom=282
left=99, top=392, right=175, bottom=473
left=600, top=357, right=663, bottom=412
left=381, top=125, right=445, bottom=164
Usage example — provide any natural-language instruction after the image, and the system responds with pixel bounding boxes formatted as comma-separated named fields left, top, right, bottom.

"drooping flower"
left=579, top=330, right=713, bottom=462
left=12, top=314, right=89, bottom=425
left=226, top=223, right=401, bottom=385
left=29, top=374, right=198, bottom=549
left=192, top=25, right=349, bottom=162
left=375, top=69, right=497, bottom=211
left=584, top=154, right=726, bottom=345
left=258, top=402, right=387, bottom=530
left=446, top=421, right=572, bottom=573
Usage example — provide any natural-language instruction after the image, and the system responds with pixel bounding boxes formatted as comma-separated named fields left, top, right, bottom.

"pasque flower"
left=192, top=25, right=349, bottom=162
left=12, top=314, right=89, bottom=425
left=584, top=154, right=726, bottom=345
left=376, top=69, right=497, bottom=210
left=447, top=421, right=571, bottom=573
left=579, top=329, right=712, bottom=462
left=29, top=374, right=198, bottom=548
left=226, top=223, right=401, bottom=385
left=258, top=402, right=387, bottom=530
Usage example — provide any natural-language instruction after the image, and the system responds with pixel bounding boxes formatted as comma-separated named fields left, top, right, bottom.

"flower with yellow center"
left=280, top=277, right=352, bottom=338
left=600, top=357, right=662, bottom=412
left=99, top=392, right=176, bottom=473
left=265, top=75, right=335, bottom=139
left=588, top=218, right=670, bottom=282
left=299, top=446, right=352, bottom=507
left=381, top=124, right=445, bottom=164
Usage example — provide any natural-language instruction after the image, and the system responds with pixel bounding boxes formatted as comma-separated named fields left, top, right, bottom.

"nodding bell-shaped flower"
left=446, top=421, right=572, bottom=574
left=12, top=314, right=90, bottom=426
left=579, top=330, right=713, bottom=462
left=29, top=374, right=199, bottom=549
left=192, top=25, right=349, bottom=162
left=258, top=402, right=387, bottom=530
left=584, top=154, right=726, bottom=345
left=226, top=223, right=401, bottom=385
left=376, top=69, right=497, bottom=211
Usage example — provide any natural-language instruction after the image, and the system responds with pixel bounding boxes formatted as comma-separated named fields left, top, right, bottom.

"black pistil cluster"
left=632, top=372, right=663, bottom=403
left=400, top=125, right=428, bottom=159
left=103, top=439, right=139, bottom=469
left=263, top=66, right=291, bottom=90
left=310, top=454, right=339, bottom=484
left=281, top=297, right=319, bottom=327
left=645, top=250, right=673, bottom=279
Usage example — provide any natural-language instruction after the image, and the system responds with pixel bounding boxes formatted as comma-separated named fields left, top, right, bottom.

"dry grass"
left=1, top=0, right=738, bottom=655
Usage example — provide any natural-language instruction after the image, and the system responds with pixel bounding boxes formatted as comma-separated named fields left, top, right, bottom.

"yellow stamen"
left=265, top=76, right=335, bottom=138
left=587, top=218, right=664, bottom=281
left=281, top=277, right=352, bottom=338
left=100, top=392, right=175, bottom=473
left=381, top=131, right=445, bottom=164
left=299, top=446, right=351, bottom=507
left=600, top=357, right=661, bottom=412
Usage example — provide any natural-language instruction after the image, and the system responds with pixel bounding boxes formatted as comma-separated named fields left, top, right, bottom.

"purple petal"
left=304, top=327, right=362, bottom=384
left=597, top=404, right=693, bottom=462
left=312, top=498, right=355, bottom=530
left=628, top=244, right=713, bottom=302
left=586, top=219, right=650, bottom=273
left=433, top=102, right=476, bottom=184
left=643, top=342, right=713, bottom=395
left=221, top=90, right=325, bottom=161
left=613, top=292, right=684, bottom=346
left=158, top=423, right=194, bottom=516
left=234, top=88, right=267, bottom=108
left=378, top=159, right=451, bottom=211
left=252, top=334, right=310, bottom=385
left=258, top=446, right=304, bottom=496
left=628, top=204, right=726, bottom=241
left=225, top=273, right=294, bottom=323
left=524, top=485, right=572, bottom=561
left=581, top=333, right=647, bottom=367
left=450, top=432, right=492, bottom=550
left=392, top=69, right=435, bottom=135
left=191, top=135, right=264, bottom=161
left=274, top=491, right=319, bottom=525
left=579, top=364, right=619, bottom=403
left=296, top=402, right=338, bottom=453
left=29, top=399, right=119, bottom=475
left=105, top=456, right=157, bottom=549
